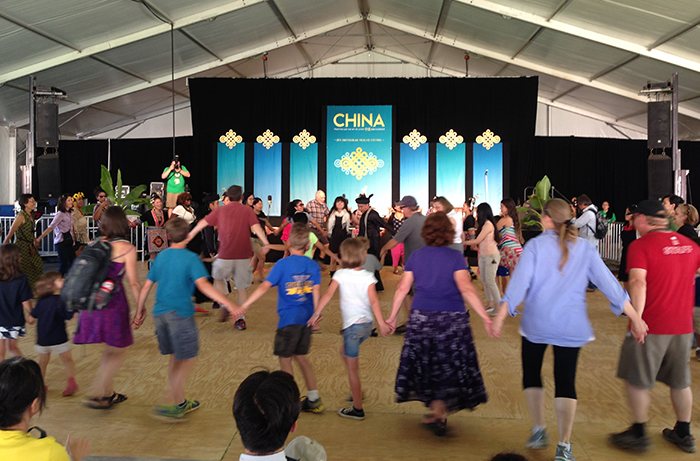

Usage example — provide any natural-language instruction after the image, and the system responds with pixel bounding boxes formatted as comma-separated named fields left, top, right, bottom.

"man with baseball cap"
left=380, top=196, right=426, bottom=334
left=610, top=199, right=700, bottom=454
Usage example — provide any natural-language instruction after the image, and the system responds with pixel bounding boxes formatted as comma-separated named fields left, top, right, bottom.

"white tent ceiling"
left=1, top=0, right=700, bottom=140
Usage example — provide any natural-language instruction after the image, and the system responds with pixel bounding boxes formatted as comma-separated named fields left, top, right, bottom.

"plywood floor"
left=19, top=262, right=700, bottom=461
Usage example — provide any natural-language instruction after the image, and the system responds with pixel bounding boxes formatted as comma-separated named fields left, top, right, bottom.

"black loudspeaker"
left=647, top=101, right=670, bottom=149
left=36, top=154, right=61, bottom=200
left=36, top=102, right=59, bottom=148
left=648, top=154, right=673, bottom=200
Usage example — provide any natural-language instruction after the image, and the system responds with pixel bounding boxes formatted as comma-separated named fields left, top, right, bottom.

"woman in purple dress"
left=73, top=207, right=141, bottom=409
left=387, top=212, right=494, bottom=435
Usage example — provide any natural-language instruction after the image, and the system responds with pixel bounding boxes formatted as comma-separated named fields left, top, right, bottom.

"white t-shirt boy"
left=331, top=268, right=377, bottom=329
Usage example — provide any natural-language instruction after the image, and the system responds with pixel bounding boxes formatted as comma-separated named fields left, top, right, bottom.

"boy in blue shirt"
left=233, top=224, right=324, bottom=413
left=133, top=217, right=236, bottom=420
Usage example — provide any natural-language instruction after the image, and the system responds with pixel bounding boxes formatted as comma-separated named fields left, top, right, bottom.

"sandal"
left=83, top=397, right=113, bottom=410
left=434, top=418, right=447, bottom=436
left=106, top=393, right=128, bottom=405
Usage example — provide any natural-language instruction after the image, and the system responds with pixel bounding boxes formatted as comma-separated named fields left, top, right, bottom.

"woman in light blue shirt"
left=492, top=198, right=647, bottom=461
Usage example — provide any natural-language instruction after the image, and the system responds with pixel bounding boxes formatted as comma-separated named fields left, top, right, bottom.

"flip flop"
left=106, top=393, right=128, bottom=405
left=83, top=397, right=113, bottom=409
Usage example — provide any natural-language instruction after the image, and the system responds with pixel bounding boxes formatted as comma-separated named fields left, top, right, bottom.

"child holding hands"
left=230, top=224, right=325, bottom=413
left=29, top=271, right=78, bottom=396
left=133, top=217, right=238, bottom=420
left=309, top=237, right=392, bottom=420
left=0, top=244, right=34, bottom=359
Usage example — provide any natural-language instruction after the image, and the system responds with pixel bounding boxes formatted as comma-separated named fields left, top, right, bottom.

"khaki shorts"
left=166, top=192, right=180, bottom=208
left=34, top=341, right=71, bottom=355
left=617, top=333, right=693, bottom=390
left=251, top=237, right=262, bottom=254
left=694, top=307, right=700, bottom=335
left=212, top=258, right=253, bottom=290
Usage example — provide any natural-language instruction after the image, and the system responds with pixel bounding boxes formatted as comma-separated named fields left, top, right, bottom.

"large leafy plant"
left=82, top=165, right=151, bottom=216
left=517, top=175, right=551, bottom=232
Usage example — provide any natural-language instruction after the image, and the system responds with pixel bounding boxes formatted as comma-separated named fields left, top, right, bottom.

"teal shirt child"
left=147, top=248, right=209, bottom=317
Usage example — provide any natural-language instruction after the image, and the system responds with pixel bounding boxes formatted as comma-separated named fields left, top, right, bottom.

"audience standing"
left=327, top=196, right=352, bottom=277
left=161, top=158, right=190, bottom=209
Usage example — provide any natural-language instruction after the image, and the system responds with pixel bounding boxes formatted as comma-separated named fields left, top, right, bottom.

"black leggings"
left=56, top=240, right=76, bottom=276
left=522, top=337, right=580, bottom=399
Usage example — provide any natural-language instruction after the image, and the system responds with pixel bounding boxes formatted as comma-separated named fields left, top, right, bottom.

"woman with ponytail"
left=491, top=199, right=648, bottom=461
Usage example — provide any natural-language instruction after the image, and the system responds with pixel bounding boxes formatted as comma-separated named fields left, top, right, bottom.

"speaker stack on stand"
left=34, top=89, right=62, bottom=201
left=647, top=101, right=672, bottom=201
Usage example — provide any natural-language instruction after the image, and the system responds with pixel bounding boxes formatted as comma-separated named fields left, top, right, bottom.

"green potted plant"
left=517, top=175, right=551, bottom=232
left=82, top=165, right=151, bottom=216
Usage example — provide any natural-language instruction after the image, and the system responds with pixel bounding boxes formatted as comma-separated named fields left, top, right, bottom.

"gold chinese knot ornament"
left=334, top=147, right=385, bottom=180
left=476, top=129, right=501, bottom=150
left=293, top=129, right=316, bottom=150
left=219, top=130, right=242, bottom=149
left=256, top=129, right=280, bottom=150
left=402, top=129, right=427, bottom=150
left=439, top=129, right=464, bottom=150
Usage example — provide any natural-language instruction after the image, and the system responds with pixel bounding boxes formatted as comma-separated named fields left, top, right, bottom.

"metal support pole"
left=24, top=75, right=35, bottom=194
left=672, top=72, right=683, bottom=199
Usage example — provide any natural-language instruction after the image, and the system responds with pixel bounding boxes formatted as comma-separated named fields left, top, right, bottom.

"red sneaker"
left=234, top=318, right=247, bottom=330
left=194, top=306, right=210, bottom=314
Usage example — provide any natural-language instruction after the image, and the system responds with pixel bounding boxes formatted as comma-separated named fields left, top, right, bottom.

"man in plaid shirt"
left=306, top=190, right=330, bottom=246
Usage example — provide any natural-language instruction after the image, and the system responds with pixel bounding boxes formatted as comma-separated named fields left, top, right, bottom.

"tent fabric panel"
left=442, top=2, right=541, bottom=57
left=274, top=0, right=358, bottom=36
left=369, top=0, right=442, bottom=35
left=94, top=32, right=214, bottom=81
left=518, top=28, right=635, bottom=79
left=183, top=2, right=289, bottom=59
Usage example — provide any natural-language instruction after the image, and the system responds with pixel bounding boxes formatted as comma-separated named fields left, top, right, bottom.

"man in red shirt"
left=610, top=199, right=700, bottom=454
left=188, top=185, right=270, bottom=330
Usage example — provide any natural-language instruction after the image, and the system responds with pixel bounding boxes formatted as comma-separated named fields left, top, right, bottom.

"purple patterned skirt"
left=395, top=309, right=487, bottom=412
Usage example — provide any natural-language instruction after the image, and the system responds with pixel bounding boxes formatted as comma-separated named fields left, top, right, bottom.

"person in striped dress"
left=496, top=198, right=523, bottom=295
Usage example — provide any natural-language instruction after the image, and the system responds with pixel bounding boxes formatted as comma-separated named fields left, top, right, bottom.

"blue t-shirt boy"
left=265, top=255, right=321, bottom=328
left=147, top=248, right=210, bottom=317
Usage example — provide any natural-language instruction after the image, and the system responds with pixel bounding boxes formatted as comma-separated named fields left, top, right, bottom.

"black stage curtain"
left=55, top=137, right=216, bottom=202
left=516, top=137, right=648, bottom=221
left=189, top=77, right=539, bottom=197
left=55, top=139, right=108, bottom=198
left=109, top=137, right=212, bottom=198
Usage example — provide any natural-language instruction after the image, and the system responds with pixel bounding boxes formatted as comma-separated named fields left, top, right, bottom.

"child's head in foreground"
left=233, top=370, right=300, bottom=455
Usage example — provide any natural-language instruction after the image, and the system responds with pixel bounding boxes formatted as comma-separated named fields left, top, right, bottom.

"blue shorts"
left=342, top=322, right=373, bottom=358
left=154, top=311, right=199, bottom=360
left=496, top=266, right=510, bottom=276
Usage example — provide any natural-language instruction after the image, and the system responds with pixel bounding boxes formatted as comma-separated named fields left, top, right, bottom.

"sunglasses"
left=98, top=194, right=107, bottom=198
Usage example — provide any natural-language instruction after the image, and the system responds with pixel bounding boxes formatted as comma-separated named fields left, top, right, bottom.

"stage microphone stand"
left=267, top=195, right=272, bottom=216
left=484, top=170, right=489, bottom=204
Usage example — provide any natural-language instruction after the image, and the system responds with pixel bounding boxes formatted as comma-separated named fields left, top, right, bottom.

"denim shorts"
left=154, top=311, right=199, bottom=360
left=342, top=322, right=373, bottom=358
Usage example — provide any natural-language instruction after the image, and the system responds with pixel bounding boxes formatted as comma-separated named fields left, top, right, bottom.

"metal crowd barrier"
left=598, top=221, right=623, bottom=263
left=1, top=214, right=146, bottom=262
